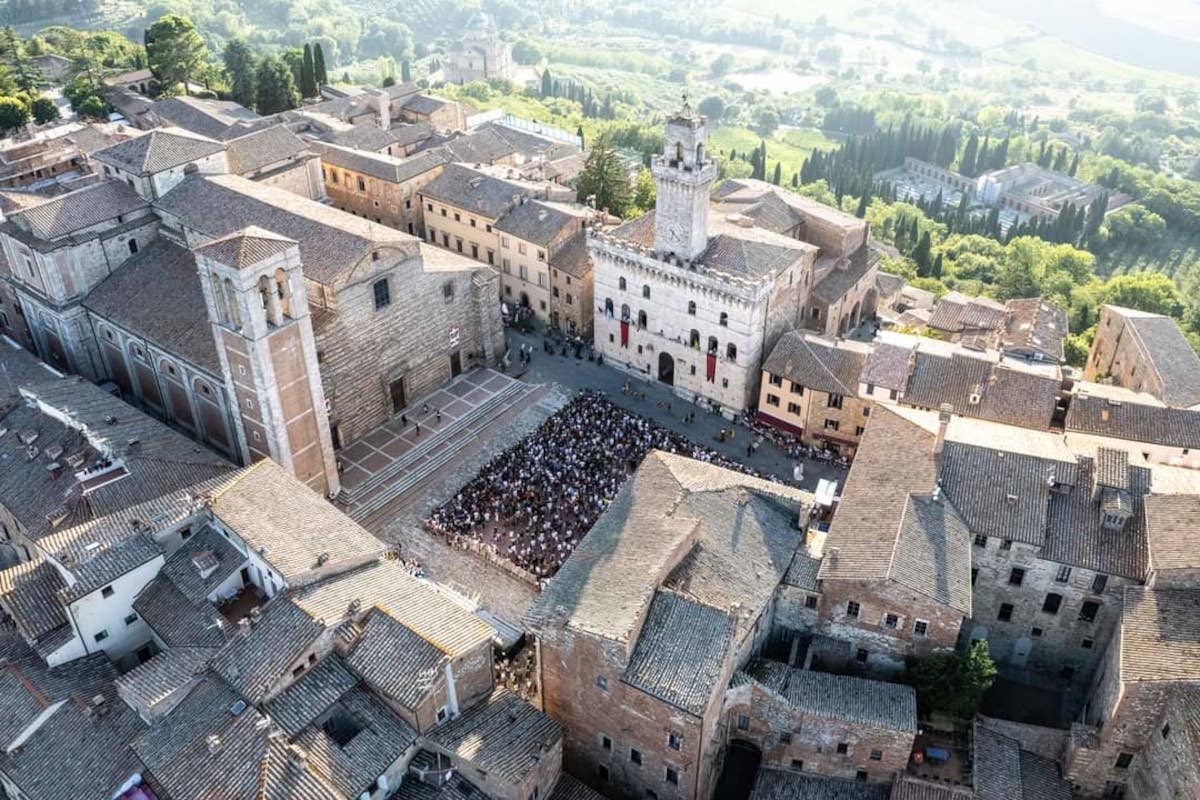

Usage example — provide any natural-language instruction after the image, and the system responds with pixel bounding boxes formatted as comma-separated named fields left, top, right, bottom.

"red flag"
left=620, top=320, right=629, bottom=348
left=706, top=353, right=716, bottom=382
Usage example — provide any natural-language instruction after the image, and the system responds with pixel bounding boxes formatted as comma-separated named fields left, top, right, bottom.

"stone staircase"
left=341, top=380, right=534, bottom=522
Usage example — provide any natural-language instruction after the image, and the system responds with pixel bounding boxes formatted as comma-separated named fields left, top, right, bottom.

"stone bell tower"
left=652, top=95, right=718, bottom=261
left=195, top=226, right=340, bottom=497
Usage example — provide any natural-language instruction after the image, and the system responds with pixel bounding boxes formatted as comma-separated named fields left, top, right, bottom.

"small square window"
left=598, top=765, right=610, bottom=782
left=914, top=620, right=928, bottom=637
left=805, top=595, right=818, bottom=609
left=836, top=742, right=849, bottom=755
left=1000, top=539, right=1013, bottom=551
left=629, top=748, right=642, bottom=766
left=1082, top=638, right=1094, bottom=649
left=1043, top=593, right=1063, bottom=614
left=668, top=732, right=682, bottom=751
left=1079, top=601, right=1100, bottom=623
left=998, top=603, right=1014, bottom=622
left=1162, top=724, right=1171, bottom=739
left=101, top=585, right=114, bottom=598
left=596, top=675, right=608, bottom=691
left=855, top=648, right=868, bottom=663
left=94, top=629, right=109, bottom=643
left=124, top=613, right=138, bottom=626
left=737, top=715, right=750, bottom=731
left=856, top=770, right=868, bottom=782
left=1115, top=752, right=1133, bottom=770
left=779, top=731, right=792, bottom=745
left=1031, top=627, right=1043, bottom=637
left=791, top=759, right=803, bottom=770
left=601, top=735, right=612, bottom=751
left=665, top=767, right=679, bottom=786
left=1009, top=568, right=1025, bottom=586
left=1092, top=574, right=1108, bottom=594
left=974, top=534, right=988, bottom=548
left=869, top=749, right=882, bottom=761
left=846, top=601, right=860, bottom=618
left=884, top=613, right=899, bottom=629
left=1056, top=565, right=1072, bottom=583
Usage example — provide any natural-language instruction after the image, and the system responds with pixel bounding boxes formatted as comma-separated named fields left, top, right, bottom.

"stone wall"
left=1125, top=688, right=1200, bottom=800
left=967, top=536, right=1128, bottom=687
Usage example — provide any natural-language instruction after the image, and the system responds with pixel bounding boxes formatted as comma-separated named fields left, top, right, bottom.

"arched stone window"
left=275, top=268, right=292, bottom=319
left=620, top=303, right=630, bottom=321
left=642, top=285, right=651, bottom=299
left=604, top=298, right=614, bottom=317
left=224, top=279, right=242, bottom=329
left=618, top=277, right=627, bottom=291
left=719, top=312, right=729, bottom=327
left=707, top=336, right=719, bottom=354
left=726, top=343, right=737, bottom=362
left=696, top=144, right=705, bottom=163
left=689, top=329, right=700, bottom=348
left=687, top=301, right=696, bottom=316
left=209, top=272, right=229, bottom=325
left=637, top=310, right=647, bottom=329
left=675, top=142, right=683, bottom=164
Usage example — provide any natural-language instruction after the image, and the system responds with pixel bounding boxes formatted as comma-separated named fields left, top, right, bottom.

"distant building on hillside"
left=444, top=12, right=513, bottom=84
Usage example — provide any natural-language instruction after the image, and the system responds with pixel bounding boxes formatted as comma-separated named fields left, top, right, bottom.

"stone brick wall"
left=723, top=678, right=913, bottom=782
left=1125, top=688, right=1200, bottom=800
left=324, top=161, right=441, bottom=236
left=539, top=630, right=713, bottom=800
left=966, top=537, right=1128, bottom=686
left=1067, top=682, right=1174, bottom=798
left=816, top=578, right=962, bottom=676
left=549, top=262, right=592, bottom=337
left=1084, top=306, right=1163, bottom=399
left=313, top=251, right=503, bottom=445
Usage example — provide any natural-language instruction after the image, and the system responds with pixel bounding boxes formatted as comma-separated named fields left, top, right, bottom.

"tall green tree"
left=576, top=133, right=632, bottom=216
left=300, top=44, right=317, bottom=98
left=222, top=38, right=257, bottom=110
left=145, top=15, right=206, bottom=94
left=0, top=96, right=29, bottom=132
left=913, top=640, right=997, bottom=719
left=254, top=55, right=299, bottom=115
left=313, top=43, right=328, bottom=85
left=400, top=59, right=411, bottom=84
left=540, top=68, right=552, bottom=98
left=29, top=95, right=58, bottom=124
left=959, top=132, right=978, bottom=177
left=1, top=27, right=38, bottom=93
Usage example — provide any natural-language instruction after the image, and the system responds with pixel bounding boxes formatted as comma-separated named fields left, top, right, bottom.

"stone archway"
left=658, top=352, right=675, bottom=386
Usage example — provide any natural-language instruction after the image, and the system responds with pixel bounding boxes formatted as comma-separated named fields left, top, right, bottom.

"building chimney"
left=934, top=403, right=952, bottom=456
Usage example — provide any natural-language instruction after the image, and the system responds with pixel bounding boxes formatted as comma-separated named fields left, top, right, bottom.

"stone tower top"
left=652, top=97, right=717, bottom=261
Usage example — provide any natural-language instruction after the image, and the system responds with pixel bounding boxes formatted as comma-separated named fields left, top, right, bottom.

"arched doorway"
left=850, top=301, right=861, bottom=328
left=658, top=352, right=675, bottom=386
left=714, top=739, right=762, bottom=800
left=519, top=292, right=530, bottom=308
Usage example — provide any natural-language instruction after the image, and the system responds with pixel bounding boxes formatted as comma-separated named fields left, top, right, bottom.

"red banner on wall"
left=620, top=320, right=629, bottom=348
left=706, top=353, right=716, bottom=382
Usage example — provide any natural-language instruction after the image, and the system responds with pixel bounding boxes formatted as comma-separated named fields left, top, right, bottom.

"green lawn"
left=708, top=126, right=837, bottom=182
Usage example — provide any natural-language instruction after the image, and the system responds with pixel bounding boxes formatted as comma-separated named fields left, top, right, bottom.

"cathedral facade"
left=444, top=12, right=513, bottom=85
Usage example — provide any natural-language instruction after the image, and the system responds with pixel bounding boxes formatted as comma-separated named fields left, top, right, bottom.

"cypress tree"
left=300, top=44, right=316, bottom=98
left=313, top=43, right=328, bottom=85
left=771, top=161, right=782, bottom=185
left=540, top=69, right=552, bottom=98
left=855, top=192, right=869, bottom=218
left=400, top=59, right=411, bottom=84
left=960, top=132, right=978, bottom=177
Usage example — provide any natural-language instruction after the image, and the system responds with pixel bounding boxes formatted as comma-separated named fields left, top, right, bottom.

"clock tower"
left=652, top=96, right=717, bottom=261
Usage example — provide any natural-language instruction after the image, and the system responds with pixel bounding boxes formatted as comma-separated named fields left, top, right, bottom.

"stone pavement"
left=502, top=327, right=849, bottom=492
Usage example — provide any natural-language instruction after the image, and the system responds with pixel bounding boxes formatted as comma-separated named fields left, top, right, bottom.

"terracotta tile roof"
left=1145, top=494, right=1200, bottom=572
left=419, top=162, right=540, bottom=219
left=494, top=199, right=583, bottom=246
left=741, top=659, right=917, bottom=732
left=290, top=559, right=494, bottom=657
left=150, top=96, right=263, bottom=140
left=264, top=654, right=358, bottom=737
left=1065, top=393, right=1200, bottom=449
left=749, top=768, right=889, bottom=800
left=1118, top=585, right=1200, bottom=683
left=293, top=686, right=417, bottom=797
left=526, top=451, right=808, bottom=647
left=762, top=332, right=866, bottom=396
left=209, top=460, right=385, bottom=585
left=861, top=342, right=912, bottom=391
left=0, top=557, right=67, bottom=639
left=888, top=776, right=972, bottom=799
left=84, top=237, right=222, bottom=374
left=973, top=723, right=1071, bottom=800
left=819, top=408, right=972, bottom=613
left=155, top=173, right=417, bottom=287
left=1107, top=305, right=1200, bottom=408
left=429, top=688, right=561, bottom=783
left=193, top=225, right=297, bottom=269
left=1002, top=298, right=1067, bottom=362
left=114, top=645, right=216, bottom=719
left=343, top=608, right=445, bottom=709
left=6, top=179, right=147, bottom=240
left=319, top=142, right=445, bottom=182
left=209, top=599, right=324, bottom=702
left=622, top=589, right=735, bottom=715
left=226, top=124, right=311, bottom=174
left=93, top=127, right=226, bottom=175
left=133, top=575, right=229, bottom=648
left=903, top=351, right=1060, bottom=430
